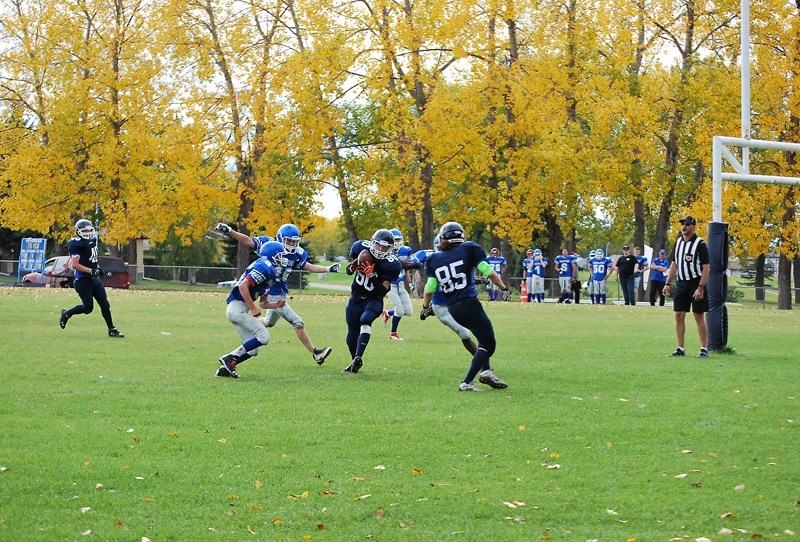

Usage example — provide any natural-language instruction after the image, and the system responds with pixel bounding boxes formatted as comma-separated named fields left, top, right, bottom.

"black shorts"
left=673, top=278, right=708, bottom=314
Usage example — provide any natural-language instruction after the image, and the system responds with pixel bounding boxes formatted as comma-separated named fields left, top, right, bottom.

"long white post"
left=741, top=0, right=750, bottom=172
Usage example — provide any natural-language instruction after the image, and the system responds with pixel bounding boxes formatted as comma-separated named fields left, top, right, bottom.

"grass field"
left=0, top=287, right=798, bottom=541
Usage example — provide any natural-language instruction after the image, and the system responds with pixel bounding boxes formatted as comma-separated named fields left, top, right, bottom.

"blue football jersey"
left=227, top=258, right=278, bottom=303
left=67, top=236, right=99, bottom=279
left=391, top=245, right=414, bottom=284
left=424, top=241, right=487, bottom=304
left=554, top=255, right=576, bottom=278
left=486, top=255, right=506, bottom=274
left=635, top=255, right=649, bottom=277
left=348, top=240, right=403, bottom=299
left=588, top=257, right=612, bottom=281
left=268, top=247, right=309, bottom=295
left=530, top=257, right=547, bottom=277
left=250, top=235, right=274, bottom=255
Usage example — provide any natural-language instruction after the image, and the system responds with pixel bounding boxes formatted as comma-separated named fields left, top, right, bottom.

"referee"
left=662, top=215, right=710, bottom=358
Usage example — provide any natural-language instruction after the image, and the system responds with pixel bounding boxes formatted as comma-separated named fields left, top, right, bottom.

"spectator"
left=614, top=245, right=638, bottom=305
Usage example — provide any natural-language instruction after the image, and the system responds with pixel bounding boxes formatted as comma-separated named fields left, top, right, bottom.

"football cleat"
left=458, top=382, right=481, bottom=392
left=668, top=348, right=686, bottom=357
left=478, top=369, right=508, bottom=389
left=381, top=310, right=390, bottom=327
left=215, top=367, right=233, bottom=377
left=313, top=346, right=332, bottom=365
left=108, top=328, right=125, bottom=338
left=219, top=354, right=239, bottom=378
left=343, top=357, right=363, bottom=374
left=389, top=332, right=403, bottom=341
left=697, top=349, right=709, bottom=358
left=59, top=308, right=69, bottom=329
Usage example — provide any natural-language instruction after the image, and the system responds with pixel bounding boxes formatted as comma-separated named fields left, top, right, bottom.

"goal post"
left=708, top=136, right=800, bottom=350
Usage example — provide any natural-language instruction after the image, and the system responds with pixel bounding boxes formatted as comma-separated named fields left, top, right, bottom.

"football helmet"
left=595, top=249, right=604, bottom=257
left=259, top=241, right=290, bottom=268
left=490, top=247, right=500, bottom=256
left=390, top=228, right=404, bottom=249
left=368, top=229, right=394, bottom=260
left=433, top=235, right=441, bottom=251
left=75, top=219, right=95, bottom=240
left=533, top=248, right=542, bottom=255
left=439, top=222, right=465, bottom=244
left=526, top=249, right=534, bottom=256
left=276, top=223, right=302, bottom=253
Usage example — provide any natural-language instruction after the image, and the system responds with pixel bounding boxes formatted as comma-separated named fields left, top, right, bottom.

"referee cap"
left=679, top=215, right=697, bottom=225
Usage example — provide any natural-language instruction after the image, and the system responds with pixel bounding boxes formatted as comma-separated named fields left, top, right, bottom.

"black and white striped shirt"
left=671, top=234, right=709, bottom=281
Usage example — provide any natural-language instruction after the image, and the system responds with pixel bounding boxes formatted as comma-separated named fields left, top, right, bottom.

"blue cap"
left=533, top=248, right=542, bottom=254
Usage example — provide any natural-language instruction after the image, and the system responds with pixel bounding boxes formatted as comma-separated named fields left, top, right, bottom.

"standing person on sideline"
left=216, top=222, right=338, bottom=365
left=217, top=241, right=287, bottom=378
left=59, top=219, right=124, bottom=338
left=522, top=249, right=535, bottom=302
left=529, top=249, right=548, bottom=302
left=411, top=236, right=478, bottom=355
left=485, top=247, right=508, bottom=302
left=421, top=222, right=509, bottom=392
left=614, top=245, right=638, bottom=305
left=633, top=246, right=650, bottom=302
left=554, top=248, right=577, bottom=303
left=587, top=249, right=613, bottom=304
left=649, top=249, right=670, bottom=306
left=342, top=229, right=403, bottom=373
left=381, top=229, right=414, bottom=340
left=662, top=216, right=710, bottom=358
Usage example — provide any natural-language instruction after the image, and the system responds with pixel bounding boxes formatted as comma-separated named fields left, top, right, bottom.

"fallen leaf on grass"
left=254, top=480, right=263, bottom=489
left=0, top=466, right=9, bottom=472
left=606, top=509, right=619, bottom=516
left=720, top=512, right=734, bottom=520
left=80, top=507, right=91, bottom=513
left=250, top=503, right=264, bottom=510
left=316, top=523, right=325, bottom=530
left=545, top=464, right=561, bottom=470
left=352, top=477, right=365, bottom=481
left=411, top=468, right=423, bottom=476
left=141, top=538, right=151, bottom=542
left=504, top=516, right=525, bottom=523
left=353, top=494, right=371, bottom=501
left=675, top=473, right=688, bottom=479
left=374, top=465, right=386, bottom=471
left=271, top=517, right=283, bottom=525
left=321, top=490, right=338, bottom=496
left=247, top=525, right=256, bottom=535
left=719, top=527, right=733, bottom=534
left=682, top=450, right=693, bottom=454
left=288, top=491, right=309, bottom=499
left=81, top=530, right=91, bottom=536
left=695, top=538, right=712, bottom=542
left=502, top=501, right=526, bottom=508
left=374, top=508, right=384, bottom=519
left=734, top=484, right=745, bottom=490
left=518, top=425, right=525, bottom=431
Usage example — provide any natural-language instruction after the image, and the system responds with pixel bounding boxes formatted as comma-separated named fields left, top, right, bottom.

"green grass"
left=0, top=288, right=798, bottom=541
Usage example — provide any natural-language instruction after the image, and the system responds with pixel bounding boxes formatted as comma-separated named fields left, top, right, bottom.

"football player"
left=554, top=248, right=578, bottom=303
left=59, top=219, right=124, bottom=338
left=420, top=222, right=509, bottom=392
left=485, top=248, right=508, bottom=302
left=588, top=249, right=613, bottom=304
left=216, top=222, right=339, bottom=365
left=381, top=228, right=414, bottom=340
left=526, top=248, right=548, bottom=303
left=217, top=241, right=287, bottom=378
left=342, top=229, right=403, bottom=373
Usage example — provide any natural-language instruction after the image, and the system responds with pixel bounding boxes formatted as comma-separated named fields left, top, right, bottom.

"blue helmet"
left=533, top=248, right=542, bottom=255
left=390, top=228, right=404, bottom=249
left=259, top=241, right=289, bottom=268
left=433, top=235, right=440, bottom=251
left=275, top=223, right=301, bottom=253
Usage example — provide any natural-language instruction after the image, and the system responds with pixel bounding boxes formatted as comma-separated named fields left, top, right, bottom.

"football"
left=357, top=249, right=373, bottom=266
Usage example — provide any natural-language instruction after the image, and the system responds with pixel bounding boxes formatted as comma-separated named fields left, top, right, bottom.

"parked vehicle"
left=22, top=256, right=130, bottom=289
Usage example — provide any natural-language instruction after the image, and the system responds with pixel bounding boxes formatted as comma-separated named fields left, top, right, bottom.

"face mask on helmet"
left=390, top=229, right=403, bottom=249
left=259, top=241, right=290, bottom=268
left=276, top=224, right=302, bottom=253
left=75, top=219, right=95, bottom=240
left=490, top=248, right=499, bottom=256
left=369, top=229, right=394, bottom=260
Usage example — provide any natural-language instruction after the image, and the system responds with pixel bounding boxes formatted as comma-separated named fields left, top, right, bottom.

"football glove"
left=358, top=261, right=375, bottom=276
left=499, top=285, right=509, bottom=302
left=92, top=267, right=104, bottom=277
left=328, top=263, right=340, bottom=273
left=420, top=305, right=434, bottom=321
left=215, top=222, right=231, bottom=234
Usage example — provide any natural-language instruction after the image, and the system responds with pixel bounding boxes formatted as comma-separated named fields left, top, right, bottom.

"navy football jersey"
left=424, top=241, right=487, bottom=304
left=227, top=257, right=278, bottom=304
left=67, top=236, right=99, bottom=280
left=348, top=240, right=402, bottom=298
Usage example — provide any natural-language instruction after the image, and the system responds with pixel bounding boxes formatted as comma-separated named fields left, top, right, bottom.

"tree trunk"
left=755, top=254, right=765, bottom=302
left=777, top=253, right=792, bottom=309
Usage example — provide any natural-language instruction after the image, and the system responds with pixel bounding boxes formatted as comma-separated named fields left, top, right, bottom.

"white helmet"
left=75, top=219, right=95, bottom=240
